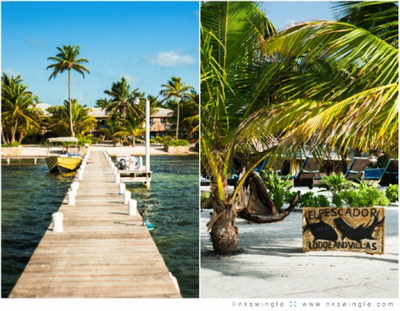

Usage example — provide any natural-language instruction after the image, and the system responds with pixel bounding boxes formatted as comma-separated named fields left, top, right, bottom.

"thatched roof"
left=150, top=121, right=166, bottom=132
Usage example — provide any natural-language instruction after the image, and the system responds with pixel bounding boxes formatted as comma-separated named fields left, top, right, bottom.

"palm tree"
left=237, top=1, right=398, bottom=157
left=101, top=118, right=121, bottom=147
left=180, top=92, right=199, bottom=139
left=1, top=74, right=42, bottom=143
left=201, top=2, right=297, bottom=254
left=114, top=113, right=145, bottom=147
left=47, top=44, right=90, bottom=137
left=104, top=77, right=141, bottom=119
left=46, top=99, right=96, bottom=137
left=95, top=97, right=113, bottom=110
left=160, top=77, right=195, bottom=140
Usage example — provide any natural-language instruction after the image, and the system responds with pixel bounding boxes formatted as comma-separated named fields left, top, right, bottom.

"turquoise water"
left=126, top=155, right=199, bottom=298
left=1, top=155, right=199, bottom=298
left=1, top=162, right=74, bottom=298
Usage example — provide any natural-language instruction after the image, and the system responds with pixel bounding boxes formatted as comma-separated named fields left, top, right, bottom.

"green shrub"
left=122, top=140, right=131, bottom=146
left=338, top=188, right=390, bottom=207
left=284, top=189, right=298, bottom=204
left=317, top=173, right=352, bottom=198
left=261, top=169, right=292, bottom=210
left=385, top=184, right=399, bottom=203
left=298, top=192, right=330, bottom=208
left=1, top=142, right=19, bottom=147
left=90, top=137, right=100, bottom=144
left=78, top=138, right=92, bottom=146
left=164, top=139, right=189, bottom=147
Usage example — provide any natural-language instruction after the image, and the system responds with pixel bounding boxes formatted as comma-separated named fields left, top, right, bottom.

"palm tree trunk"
left=176, top=96, right=180, bottom=140
left=11, top=117, right=19, bottom=143
left=18, top=133, right=25, bottom=144
left=68, top=69, right=74, bottom=137
left=1, top=126, right=9, bottom=144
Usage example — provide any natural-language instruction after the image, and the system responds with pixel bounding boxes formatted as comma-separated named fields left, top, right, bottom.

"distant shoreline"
left=1, top=143, right=199, bottom=158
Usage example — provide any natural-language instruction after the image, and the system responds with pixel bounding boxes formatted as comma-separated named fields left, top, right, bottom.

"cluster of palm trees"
left=201, top=1, right=398, bottom=254
left=1, top=74, right=42, bottom=144
left=94, top=76, right=198, bottom=146
left=2, top=43, right=198, bottom=145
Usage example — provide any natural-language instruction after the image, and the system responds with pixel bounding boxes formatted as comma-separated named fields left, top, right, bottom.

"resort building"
left=37, top=104, right=176, bottom=139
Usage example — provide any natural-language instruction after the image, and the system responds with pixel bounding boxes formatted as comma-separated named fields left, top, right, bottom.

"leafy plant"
left=262, top=169, right=292, bottom=210
left=298, top=192, right=330, bottom=208
left=164, top=139, right=189, bottom=147
left=78, top=138, right=92, bottom=146
left=1, top=142, right=19, bottom=147
left=338, top=188, right=390, bottom=207
left=385, top=184, right=398, bottom=203
left=317, top=173, right=352, bottom=198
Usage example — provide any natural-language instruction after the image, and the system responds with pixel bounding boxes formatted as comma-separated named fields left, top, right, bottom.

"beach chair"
left=293, top=156, right=321, bottom=188
left=379, top=159, right=398, bottom=186
left=344, top=157, right=370, bottom=182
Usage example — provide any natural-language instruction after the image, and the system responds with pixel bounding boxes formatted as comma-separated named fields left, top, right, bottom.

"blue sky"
left=264, top=1, right=333, bottom=31
left=1, top=1, right=200, bottom=108
left=1, top=1, right=334, bottom=108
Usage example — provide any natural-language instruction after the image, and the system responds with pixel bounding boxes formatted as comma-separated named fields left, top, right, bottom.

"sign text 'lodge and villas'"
left=302, top=207, right=385, bottom=254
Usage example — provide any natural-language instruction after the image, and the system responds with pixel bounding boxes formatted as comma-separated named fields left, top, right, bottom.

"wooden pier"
left=9, top=150, right=181, bottom=298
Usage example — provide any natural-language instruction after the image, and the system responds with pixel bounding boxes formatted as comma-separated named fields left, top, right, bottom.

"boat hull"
left=45, top=157, right=81, bottom=173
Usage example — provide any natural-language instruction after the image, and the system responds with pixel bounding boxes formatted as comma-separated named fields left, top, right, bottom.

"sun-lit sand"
left=201, top=202, right=398, bottom=298
left=18, top=143, right=198, bottom=156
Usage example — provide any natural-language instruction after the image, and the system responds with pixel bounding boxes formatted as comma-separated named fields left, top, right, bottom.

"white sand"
left=201, top=205, right=398, bottom=298
left=18, top=143, right=198, bottom=156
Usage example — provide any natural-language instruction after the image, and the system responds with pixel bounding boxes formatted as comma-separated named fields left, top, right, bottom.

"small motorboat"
left=116, top=154, right=140, bottom=171
left=45, top=137, right=83, bottom=173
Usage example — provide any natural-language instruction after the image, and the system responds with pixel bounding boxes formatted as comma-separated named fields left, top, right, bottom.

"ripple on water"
left=2, top=155, right=199, bottom=298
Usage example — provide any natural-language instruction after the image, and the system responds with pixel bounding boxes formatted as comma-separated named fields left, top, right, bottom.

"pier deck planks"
left=9, top=150, right=181, bottom=298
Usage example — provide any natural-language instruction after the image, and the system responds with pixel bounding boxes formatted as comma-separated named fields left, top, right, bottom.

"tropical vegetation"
left=201, top=1, right=398, bottom=254
left=47, top=44, right=90, bottom=137
left=160, top=76, right=195, bottom=140
left=1, top=74, right=42, bottom=144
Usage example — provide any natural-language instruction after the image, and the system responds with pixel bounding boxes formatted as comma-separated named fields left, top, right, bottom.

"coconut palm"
left=47, top=44, right=90, bottom=137
left=95, top=97, right=113, bottom=110
left=1, top=74, right=42, bottom=143
left=201, top=2, right=302, bottom=254
left=237, top=1, right=398, bottom=158
left=104, top=77, right=141, bottom=119
left=46, top=99, right=96, bottom=137
left=101, top=118, right=121, bottom=147
left=180, top=92, right=199, bottom=139
left=160, top=77, right=195, bottom=140
left=114, top=113, right=145, bottom=147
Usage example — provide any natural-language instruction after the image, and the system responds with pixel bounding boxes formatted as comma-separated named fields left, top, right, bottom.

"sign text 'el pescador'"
left=302, top=207, right=385, bottom=254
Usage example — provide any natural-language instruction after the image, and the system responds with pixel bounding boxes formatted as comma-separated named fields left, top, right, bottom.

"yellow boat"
left=45, top=137, right=83, bottom=173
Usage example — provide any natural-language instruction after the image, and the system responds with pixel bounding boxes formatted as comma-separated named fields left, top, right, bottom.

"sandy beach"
left=201, top=202, right=398, bottom=298
left=12, top=143, right=199, bottom=157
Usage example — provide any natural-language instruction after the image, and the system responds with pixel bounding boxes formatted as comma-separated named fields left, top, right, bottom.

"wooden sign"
left=302, top=207, right=385, bottom=254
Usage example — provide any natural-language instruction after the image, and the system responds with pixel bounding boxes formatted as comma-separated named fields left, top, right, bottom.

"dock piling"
left=52, top=212, right=63, bottom=232
left=123, top=190, right=131, bottom=204
left=67, top=190, right=75, bottom=205
left=128, top=199, right=137, bottom=215
left=119, top=183, right=126, bottom=195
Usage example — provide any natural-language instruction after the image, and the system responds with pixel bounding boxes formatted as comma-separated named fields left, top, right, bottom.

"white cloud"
left=3, top=68, right=24, bottom=78
left=143, top=51, right=196, bottom=68
left=24, top=38, right=46, bottom=48
left=120, top=73, right=139, bottom=83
